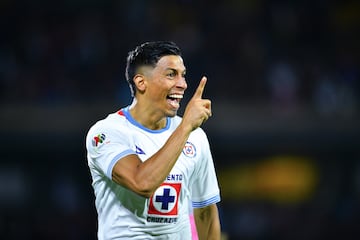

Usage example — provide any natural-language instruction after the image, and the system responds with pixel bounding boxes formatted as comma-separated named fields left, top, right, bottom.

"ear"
left=133, top=74, right=146, bottom=93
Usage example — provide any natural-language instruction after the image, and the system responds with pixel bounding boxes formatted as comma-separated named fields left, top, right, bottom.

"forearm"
left=194, top=204, right=221, bottom=240
left=134, top=123, right=192, bottom=194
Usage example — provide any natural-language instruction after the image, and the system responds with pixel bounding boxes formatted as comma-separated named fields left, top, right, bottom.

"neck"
left=128, top=99, right=167, bottom=130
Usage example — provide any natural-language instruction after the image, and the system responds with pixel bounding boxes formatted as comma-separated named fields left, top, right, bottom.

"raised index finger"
left=193, top=76, right=207, bottom=99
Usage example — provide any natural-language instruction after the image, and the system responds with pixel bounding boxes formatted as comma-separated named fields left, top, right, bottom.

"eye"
left=166, top=71, right=176, bottom=78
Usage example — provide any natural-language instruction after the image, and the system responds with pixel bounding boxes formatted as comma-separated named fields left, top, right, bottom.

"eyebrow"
left=165, top=68, right=186, bottom=73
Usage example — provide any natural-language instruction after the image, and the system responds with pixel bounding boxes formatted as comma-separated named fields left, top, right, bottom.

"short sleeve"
left=190, top=130, right=221, bottom=208
left=86, top=121, right=135, bottom=179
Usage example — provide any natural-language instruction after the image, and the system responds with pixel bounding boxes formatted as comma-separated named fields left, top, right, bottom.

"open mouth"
left=167, top=94, right=183, bottom=109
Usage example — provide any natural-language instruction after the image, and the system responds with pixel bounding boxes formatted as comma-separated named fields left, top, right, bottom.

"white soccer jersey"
left=86, top=106, right=221, bottom=240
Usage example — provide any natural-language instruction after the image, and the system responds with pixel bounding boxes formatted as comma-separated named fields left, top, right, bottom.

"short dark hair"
left=125, top=41, right=182, bottom=96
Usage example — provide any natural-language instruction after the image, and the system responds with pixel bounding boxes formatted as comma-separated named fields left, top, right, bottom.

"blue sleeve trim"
left=106, top=149, right=136, bottom=179
left=192, top=194, right=221, bottom=208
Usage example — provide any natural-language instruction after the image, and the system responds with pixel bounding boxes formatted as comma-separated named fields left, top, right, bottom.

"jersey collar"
left=119, top=107, right=171, bottom=133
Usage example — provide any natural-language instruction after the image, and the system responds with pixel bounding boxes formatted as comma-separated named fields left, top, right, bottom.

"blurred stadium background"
left=0, top=0, right=359, bottom=239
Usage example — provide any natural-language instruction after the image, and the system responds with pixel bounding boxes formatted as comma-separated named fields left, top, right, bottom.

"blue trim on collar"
left=122, top=107, right=171, bottom=133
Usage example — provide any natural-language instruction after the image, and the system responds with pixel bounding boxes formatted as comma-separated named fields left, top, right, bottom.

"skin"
left=111, top=55, right=220, bottom=239
left=194, top=204, right=221, bottom=240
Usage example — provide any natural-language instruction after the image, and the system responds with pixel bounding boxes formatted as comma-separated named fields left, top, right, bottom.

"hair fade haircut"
left=125, top=41, right=182, bottom=97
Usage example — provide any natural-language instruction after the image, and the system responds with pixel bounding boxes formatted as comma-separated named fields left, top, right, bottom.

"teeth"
left=168, top=94, right=183, bottom=99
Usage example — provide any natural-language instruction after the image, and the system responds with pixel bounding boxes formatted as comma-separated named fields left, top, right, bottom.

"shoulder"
left=171, top=115, right=183, bottom=125
left=88, top=112, right=116, bottom=129
left=86, top=111, right=126, bottom=138
left=191, top=127, right=208, bottom=140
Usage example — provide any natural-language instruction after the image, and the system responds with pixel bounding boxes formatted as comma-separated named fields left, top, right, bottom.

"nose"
left=176, top=76, right=187, bottom=90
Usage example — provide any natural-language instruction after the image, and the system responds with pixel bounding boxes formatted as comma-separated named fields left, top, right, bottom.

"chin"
left=166, top=109, right=178, bottom=117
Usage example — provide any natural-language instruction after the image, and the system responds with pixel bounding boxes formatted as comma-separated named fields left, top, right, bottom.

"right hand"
left=182, top=76, right=212, bottom=131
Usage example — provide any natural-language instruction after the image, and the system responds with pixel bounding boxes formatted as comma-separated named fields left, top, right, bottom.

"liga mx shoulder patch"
left=92, top=133, right=106, bottom=147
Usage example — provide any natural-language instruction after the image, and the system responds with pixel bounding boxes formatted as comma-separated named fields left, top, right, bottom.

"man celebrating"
left=86, top=41, right=221, bottom=239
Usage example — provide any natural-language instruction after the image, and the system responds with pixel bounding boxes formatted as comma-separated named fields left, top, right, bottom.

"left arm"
left=194, top=204, right=221, bottom=240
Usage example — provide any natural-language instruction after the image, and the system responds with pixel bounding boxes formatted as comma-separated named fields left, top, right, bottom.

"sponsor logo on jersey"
left=148, top=183, right=181, bottom=216
left=92, top=133, right=106, bottom=147
left=166, top=174, right=183, bottom=181
left=135, top=145, right=145, bottom=155
left=146, top=216, right=178, bottom=223
left=182, top=141, right=196, bottom=158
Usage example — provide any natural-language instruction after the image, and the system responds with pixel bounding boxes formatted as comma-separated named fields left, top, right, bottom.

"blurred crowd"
left=1, top=0, right=358, bottom=116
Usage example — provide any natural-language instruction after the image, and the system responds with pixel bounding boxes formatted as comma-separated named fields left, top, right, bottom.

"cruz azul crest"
left=182, top=141, right=196, bottom=158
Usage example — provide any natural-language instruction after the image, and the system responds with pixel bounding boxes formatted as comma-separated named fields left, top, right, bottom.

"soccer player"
left=86, top=41, right=221, bottom=239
